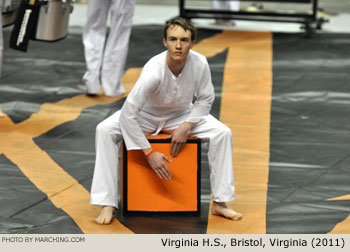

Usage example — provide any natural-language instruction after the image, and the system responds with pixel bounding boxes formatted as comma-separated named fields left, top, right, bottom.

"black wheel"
left=302, top=23, right=314, bottom=38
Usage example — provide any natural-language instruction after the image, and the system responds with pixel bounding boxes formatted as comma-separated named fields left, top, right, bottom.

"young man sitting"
left=90, top=17, right=242, bottom=224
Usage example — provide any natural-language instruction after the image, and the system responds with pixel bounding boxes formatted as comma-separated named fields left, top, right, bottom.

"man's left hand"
left=170, top=122, right=194, bottom=157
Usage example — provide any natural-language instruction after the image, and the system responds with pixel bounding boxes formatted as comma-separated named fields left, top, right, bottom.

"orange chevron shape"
left=0, top=67, right=141, bottom=234
left=328, top=195, right=350, bottom=201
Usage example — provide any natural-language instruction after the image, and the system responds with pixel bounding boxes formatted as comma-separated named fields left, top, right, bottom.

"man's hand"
left=146, top=151, right=172, bottom=180
left=170, top=122, right=194, bottom=157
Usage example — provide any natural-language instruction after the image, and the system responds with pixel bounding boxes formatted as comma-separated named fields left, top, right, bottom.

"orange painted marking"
left=329, top=216, right=350, bottom=234
left=194, top=30, right=273, bottom=233
left=328, top=195, right=350, bottom=201
left=328, top=195, right=350, bottom=234
left=0, top=68, right=141, bottom=234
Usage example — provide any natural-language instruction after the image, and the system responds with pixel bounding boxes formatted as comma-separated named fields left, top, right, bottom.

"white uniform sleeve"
left=119, top=64, right=159, bottom=150
left=185, top=60, right=215, bottom=123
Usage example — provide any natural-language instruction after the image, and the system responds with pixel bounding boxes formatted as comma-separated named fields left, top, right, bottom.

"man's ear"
left=190, top=40, right=196, bottom=48
left=163, top=38, right=168, bottom=48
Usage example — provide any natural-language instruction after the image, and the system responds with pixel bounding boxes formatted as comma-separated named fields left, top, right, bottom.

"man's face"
left=163, top=25, right=195, bottom=64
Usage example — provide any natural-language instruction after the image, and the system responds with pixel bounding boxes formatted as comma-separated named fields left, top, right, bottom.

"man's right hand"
left=147, top=152, right=172, bottom=180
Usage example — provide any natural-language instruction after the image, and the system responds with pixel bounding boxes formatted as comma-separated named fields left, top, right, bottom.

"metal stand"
left=179, top=0, right=327, bottom=35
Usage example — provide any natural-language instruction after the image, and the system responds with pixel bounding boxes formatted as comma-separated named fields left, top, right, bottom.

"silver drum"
left=34, top=0, right=74, bottom=41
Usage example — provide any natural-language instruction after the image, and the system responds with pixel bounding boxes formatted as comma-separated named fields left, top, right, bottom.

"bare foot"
left=212, top=201, right=242, bottom=221
left=0, top=112, right=5, bottom=118
left=95, top=206, right=116, bottom=224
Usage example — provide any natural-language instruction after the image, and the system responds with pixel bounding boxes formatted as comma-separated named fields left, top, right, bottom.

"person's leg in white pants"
left=83, top=0, right=135, bottom=97
left=90, top=110, right=156, bottom=224
left=90, top=111, right=123, bottom=208
left=90, top=110, right=124, bottom=224
left=164, top=114, right=242, bottom=220
left=82, top=0, right=109, bottom=95
left=164, top=114, right=236, bottom=202
left=91, top=110, right=156, bottom=208
left=191, top=115, right=236, bottom=203
left=101, top=0, right=135, bottom=97
left=0, top=0, right=5, bottom=118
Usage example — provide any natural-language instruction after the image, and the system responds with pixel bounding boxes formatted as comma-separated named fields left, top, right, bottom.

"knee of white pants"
left=221, top=125, right=232, bottom=138
left=95, top=118, right=123, bottom=146
left=95, top=120, right=117, bottom=141
left=214, top=123, right=232, bottom=141
left=96, top=121, right=110, bottom=135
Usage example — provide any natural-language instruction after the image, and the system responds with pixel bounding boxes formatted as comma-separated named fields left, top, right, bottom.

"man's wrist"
left=145, top=149, right=155, bottom=158
left=182, top=121, right=195, bottom=132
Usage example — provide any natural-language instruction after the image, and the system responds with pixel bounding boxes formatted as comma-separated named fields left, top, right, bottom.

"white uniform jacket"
left=120, top=50, right=215, bottom=150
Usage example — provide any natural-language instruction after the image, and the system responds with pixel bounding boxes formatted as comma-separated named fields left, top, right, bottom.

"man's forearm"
left=181, top=121, right=195, bottom=133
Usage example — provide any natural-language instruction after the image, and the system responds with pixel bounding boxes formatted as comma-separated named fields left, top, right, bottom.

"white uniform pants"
left=82, top=0, right=135, bottom=97
left=0, top=0, right=3, bottom=78
left=90, top=110, right=237, bottom=208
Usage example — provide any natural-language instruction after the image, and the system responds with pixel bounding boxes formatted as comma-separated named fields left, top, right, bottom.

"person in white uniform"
left=82, top=0, right=135, bottom=97
left=90, top=17, right=242, bottom=224
left=211, top=0, right=240, bottom=25
left=0, top=0, right=3, bottom=78
left=0, top=0, right=5, bottom=118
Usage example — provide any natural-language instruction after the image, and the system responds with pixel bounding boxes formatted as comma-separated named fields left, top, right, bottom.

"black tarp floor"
left=0, top=24, right=350, bottom=234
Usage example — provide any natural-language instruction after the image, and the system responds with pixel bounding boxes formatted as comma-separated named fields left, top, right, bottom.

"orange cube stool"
left=121, top=134, right=201, bottom=215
